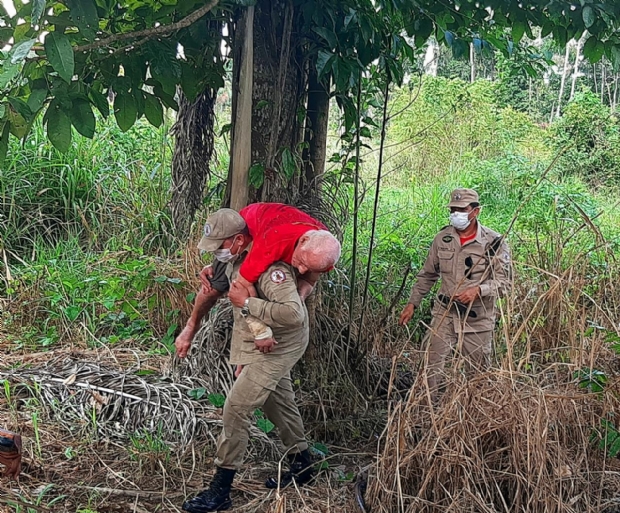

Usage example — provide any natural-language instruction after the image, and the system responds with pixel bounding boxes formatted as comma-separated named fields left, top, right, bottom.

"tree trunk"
left=302, top=67, right=330, bottom=203
left=569, top=35, right=585, bottom=101
left=555, top=42, right=571, bottom=119
left=470, top=42, right=476, bottom=83
left=247, top=0, right=304, bottom=204
left=228, top=6, right=254, bottom=211
left=170, top=88, right=216, bottom=238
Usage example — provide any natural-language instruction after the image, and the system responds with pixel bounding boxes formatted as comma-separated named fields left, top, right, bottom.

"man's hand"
left=297, top=279, right=315, bottom=301
left=399, top=303, right=415, bottom=326
left=175, top=325, right=195, bottom=358
left=235, top=365, right=244, bottom=378
left=454, top=286, right=480, bottom=305
left=228, top=280, right=250, bottom=308
left=254, top=337, right=278, bottom=353
left=199, top=265, right=215, bottom=293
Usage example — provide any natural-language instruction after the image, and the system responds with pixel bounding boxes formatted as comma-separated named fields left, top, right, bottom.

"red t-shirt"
left=460, top=232, right=476, bottom=246
left=239, top=203, right=327, bottom=283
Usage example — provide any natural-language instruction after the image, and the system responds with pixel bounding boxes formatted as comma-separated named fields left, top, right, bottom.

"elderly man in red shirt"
left=175, top=202, right=341, bottom=358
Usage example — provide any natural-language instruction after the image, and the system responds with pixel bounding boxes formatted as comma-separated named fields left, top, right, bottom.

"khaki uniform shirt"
left=408, top=222, right=512, bottom=332
left=227, top=256, right=309, bottom=365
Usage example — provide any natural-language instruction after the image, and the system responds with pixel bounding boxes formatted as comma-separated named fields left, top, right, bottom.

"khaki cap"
left=197, top=209, right=246, bottom=252
left=447, top=188, right=479, bottom=208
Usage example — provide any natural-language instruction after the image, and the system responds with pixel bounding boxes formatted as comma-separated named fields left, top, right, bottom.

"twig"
left=74, top=0, right=219, bottom=53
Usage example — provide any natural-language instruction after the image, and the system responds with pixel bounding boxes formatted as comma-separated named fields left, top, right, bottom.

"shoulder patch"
left=442, top=235, right=454, bottom=243
left=270, top=269, right=287, bottom=284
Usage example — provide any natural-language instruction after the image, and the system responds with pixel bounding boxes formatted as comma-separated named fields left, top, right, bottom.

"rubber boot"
left=265, top=449, right=315, bottom=489
left=182, top=467, right=236, bottom=512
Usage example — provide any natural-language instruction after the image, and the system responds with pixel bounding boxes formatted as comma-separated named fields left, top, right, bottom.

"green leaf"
left=66, top=0, right=98, bottom=40
left=583, top=36, right=604, bottom=63
left=582, top=6, right=595, bottom=29
left=281, top=147, right=296, bottom=180
left=512, top=21, right=526, bottom=44
left=64, top=305, right=80, bottom=322
left=27, top=86, right=48, bottom=113
left=70, top=99, right=95, bottom=138
left=45, top=32, right=75, bottom=83
left=311, top=442, right=329, bottom=457
left=8, top=97, right=33, bottom=122
left=114, top=90, right=137, bottom=132
left=9, top=38, right=36, bottom=64
left=207, top=393, right=225, bottom=408
left=540, top=21, right=553, bottom=38
left=0, top=63, right=20, bottom=89
left=316, top=50, right=334, bottom=80
left=313, top=26, right=337, bottom=49
left=46, top=102, right=72, bottom=152
left=32, top=0, right=45, bottom=24
left=187, top=388, right=207, bottom=400
left=248, top=162, right=265, bottom=188
left=609, top=434, right=620, bottom=458
left=444, top=31, right=454, bottom=47
left=359, top=126, right=371, bottom=138
left=256, top=418, right=275, bottom=434
left=144, top=92, right=163, bottom=128
left=0, top=122, right=9, bottom=163
left=88, top=88, right=109, bottom=118
left=0, top=105, right=4, bottom=118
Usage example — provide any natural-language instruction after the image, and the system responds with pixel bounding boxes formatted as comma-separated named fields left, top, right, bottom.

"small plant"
left=590, top=418, right=620, bottom=459
left=254, top=409, right=275, bottom=434
left=129, top=425, right=171, bottom=472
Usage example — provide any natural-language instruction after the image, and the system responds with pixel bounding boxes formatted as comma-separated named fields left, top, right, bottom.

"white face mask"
left=214, top=237, right=240, bottom=263
left=449, top=211, right=471, bottom=231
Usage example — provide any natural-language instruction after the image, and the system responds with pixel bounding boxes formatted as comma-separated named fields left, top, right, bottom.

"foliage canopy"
left=1, top=0, right=620, bottom=159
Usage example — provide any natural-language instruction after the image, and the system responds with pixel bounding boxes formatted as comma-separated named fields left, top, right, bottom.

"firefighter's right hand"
left=175, top=325, right=195, bottom=358
left=398, top=303, right=415, bottom=326
left=199, top=265, right=215, bottom=293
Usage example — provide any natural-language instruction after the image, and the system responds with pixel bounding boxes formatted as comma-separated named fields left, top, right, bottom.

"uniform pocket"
left=438, top=250, right=454, bottom=274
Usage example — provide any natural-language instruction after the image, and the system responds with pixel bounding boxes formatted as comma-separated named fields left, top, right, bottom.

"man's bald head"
left=292, top=230, right=341, bottom=275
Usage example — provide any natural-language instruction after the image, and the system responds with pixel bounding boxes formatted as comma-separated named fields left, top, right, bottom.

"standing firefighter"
left=399, top=188, right=512, bottom=398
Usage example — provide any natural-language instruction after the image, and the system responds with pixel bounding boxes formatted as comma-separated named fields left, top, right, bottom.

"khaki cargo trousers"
left=425, top=304, right=493, bottom=397
left=215, top=353, right=308, bottom=470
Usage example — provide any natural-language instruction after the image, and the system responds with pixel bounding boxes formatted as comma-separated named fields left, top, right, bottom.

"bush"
left=551, top=88, right=620, bottom=184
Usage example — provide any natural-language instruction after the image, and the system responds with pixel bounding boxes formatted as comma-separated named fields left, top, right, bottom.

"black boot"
left=182, top=467, right=236, bottom=512
left=265, top=449, right=315, bottom=489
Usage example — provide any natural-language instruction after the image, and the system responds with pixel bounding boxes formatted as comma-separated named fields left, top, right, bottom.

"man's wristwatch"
left=241, top=298, right=250, bottom=317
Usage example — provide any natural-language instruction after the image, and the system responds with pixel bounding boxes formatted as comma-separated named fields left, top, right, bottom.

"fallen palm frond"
left=0, top=351, right=276, bottom=455
left=367, top=367, right=620, bottom=513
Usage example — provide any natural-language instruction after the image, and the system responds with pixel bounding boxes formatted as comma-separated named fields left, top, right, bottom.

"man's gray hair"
left=301, top=230, right=341, bottom=269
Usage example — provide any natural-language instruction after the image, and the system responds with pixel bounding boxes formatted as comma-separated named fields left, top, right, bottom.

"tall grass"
left=0, top=115, right=175, bottom=259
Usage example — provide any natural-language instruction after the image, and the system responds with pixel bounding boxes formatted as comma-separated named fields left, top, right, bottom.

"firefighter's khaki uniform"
left=408, top=223, right=512, bottom=393
left=215, top=258, right=309, bottom=470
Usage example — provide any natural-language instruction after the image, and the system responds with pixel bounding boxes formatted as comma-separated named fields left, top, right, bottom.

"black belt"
left=437, top=294, right=477, bottom=318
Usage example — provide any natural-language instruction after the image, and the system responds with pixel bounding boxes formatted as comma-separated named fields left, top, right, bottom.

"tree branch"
left=74, top=0, right=220, bottom=53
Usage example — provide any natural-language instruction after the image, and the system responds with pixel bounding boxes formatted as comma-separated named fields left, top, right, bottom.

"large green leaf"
left=144, top=92, right=163, bottom=128
left=0, top=122, right=9, bottom=163
left=70, top=99, right=95, bottom=138
left=281, top=147, right=296, bottom=180
left=316, top=50, right=334, bottom=80
left=31, top=0, right=45, bottom=24
left=114, top=90, right=137, bottom=132
left=88, top=88, right=109, bottom=119
left=45, top=32, right=75, bottom=83
left=583, top=36, right=604, bottom=63
left=0, top=63, right=20, bottom=89
left=27, top=86, right=48, bottom=113
left=66, top=0, right=98, bottom=40
left=9, top=38, right=36, bottom=64
left=582, top=6, right=595, bottom=29
left=46, top=103, right=72, bottom=152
